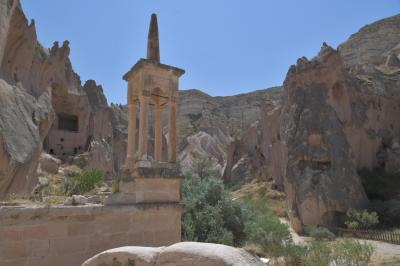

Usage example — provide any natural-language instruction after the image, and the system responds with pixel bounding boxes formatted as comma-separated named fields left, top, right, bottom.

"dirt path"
left=280, top=219, right=400, bottom=265
left=363, top=240, right=400, bottom=266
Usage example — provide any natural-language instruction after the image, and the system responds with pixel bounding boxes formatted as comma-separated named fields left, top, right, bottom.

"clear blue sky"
left=21, top=0, right=399, bottom=104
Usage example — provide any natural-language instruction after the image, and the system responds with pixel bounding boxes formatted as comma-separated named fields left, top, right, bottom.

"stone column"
left=168, top=99, right=177, bottom=162
left=126, top=100, right=137, bottom=168
left=138, top=94, right=149, bottom=159
left=154, top=104, right=163, bottom=161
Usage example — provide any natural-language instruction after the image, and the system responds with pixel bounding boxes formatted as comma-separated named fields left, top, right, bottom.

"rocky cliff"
left=0, top=0, right=281, bottom=198
left=1, top=0, right=399, bottom=231
left=223, top=14, right=400, bottom=231
left=0, top=0, right=115, bottom=198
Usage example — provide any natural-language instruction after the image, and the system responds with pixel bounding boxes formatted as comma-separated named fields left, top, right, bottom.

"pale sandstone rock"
left=31, top=176, right=49, bottom=194
left=179, top=130, right=228, bottom=174
left=39, top=153, right=61, bottom=174
left=339, top=14, right=400, bottom=66
left=64, top=195, right=88, bottom=206
left=0, top=79, right=54, bottom=198
left=280, top=45, right=369, bottom=231
left=82, top=246, right=165, bottom=266
left=156, top=242, right=266, bottom=266
left=385, top=53, right=400, bottom=67
left=82, top=242, right=266, bottom=266
left=0, top=1, right=120, bottom=197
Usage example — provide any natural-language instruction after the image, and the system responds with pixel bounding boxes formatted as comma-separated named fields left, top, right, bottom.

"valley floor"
left=367, top=240, right=400, bottom=266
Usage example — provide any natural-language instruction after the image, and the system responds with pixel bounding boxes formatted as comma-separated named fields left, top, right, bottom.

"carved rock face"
left=0, top=80, right=54, bottom=198
left=280, top=48, right=369, bottom=230
left=0, top=2, right=115, bottom=197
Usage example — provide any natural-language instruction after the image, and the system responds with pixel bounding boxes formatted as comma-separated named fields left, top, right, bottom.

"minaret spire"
left=147, top=14, right=160, bottom=63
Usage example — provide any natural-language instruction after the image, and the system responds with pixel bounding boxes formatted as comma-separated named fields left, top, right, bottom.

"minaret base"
left=105, top=161, right=183, bottom=206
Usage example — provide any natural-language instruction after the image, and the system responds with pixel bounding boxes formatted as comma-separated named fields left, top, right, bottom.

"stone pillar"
left=154, top=104, right=163, bottom=161
left=138, top=94, right=149, bottom=159
left=126, top=100, right=137, bottom=168
left=168, top=100, right=177, bottom=162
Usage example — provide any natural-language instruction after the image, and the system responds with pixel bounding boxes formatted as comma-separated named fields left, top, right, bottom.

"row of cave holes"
left=47, top=114, right=82, bottom=156
left=48, top=142, right=83, bottom=156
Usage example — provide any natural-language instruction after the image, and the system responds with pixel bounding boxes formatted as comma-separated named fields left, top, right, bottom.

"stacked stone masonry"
left=0, top=203, right=182, bottom=266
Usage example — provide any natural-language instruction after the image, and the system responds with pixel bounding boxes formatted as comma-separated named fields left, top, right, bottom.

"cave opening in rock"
left=57, top=113, right=79, bottom=132
left=321, top=210, right=346, bottom=227
left=358, top=167, right=400, bottom=201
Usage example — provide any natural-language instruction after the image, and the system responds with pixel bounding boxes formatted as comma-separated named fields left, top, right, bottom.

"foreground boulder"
left=0, top=80, right=54, bottom=198
left=82, top=242, right=266, bottom=266
left=39, top=153, right=61, bottom=174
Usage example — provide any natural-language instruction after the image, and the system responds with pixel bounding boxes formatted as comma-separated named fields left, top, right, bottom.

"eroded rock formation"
left=83, top=242, right=266, bottom=266
left=0, top=0, right=116, bottom=197
left=1, top=0, right=399, bottom=231
left=223, top=15, right=400, bottom=230
left=0, top=80, right=54, bottom=197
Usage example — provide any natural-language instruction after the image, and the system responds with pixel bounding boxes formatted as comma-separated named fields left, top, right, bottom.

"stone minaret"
left=108, top=14, right=185, bottom=208
left=147, top=14, right=160, bottom=63
left=123, top=13, right=185, bottom=169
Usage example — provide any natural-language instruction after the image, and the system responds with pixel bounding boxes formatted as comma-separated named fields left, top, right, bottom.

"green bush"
left=256, top=187, right=267, bottom=198
left=181, top=172, right=246, bottom=246
left=63, top=170, right=103, bottom=196
left=303, top=241, right=332, bottom=266
left=182, top=159, right=292, bottom=249
left=345, top=209, right=379, bottom=229
left=243, top=197, right=292, bottom=257
left=188, top=158, right=220, bottom=179
left=331, top=239, right=374, bottom=266
left=304, top=226, right=335, bottom=241
left=301, top=239, right=374, bottom=266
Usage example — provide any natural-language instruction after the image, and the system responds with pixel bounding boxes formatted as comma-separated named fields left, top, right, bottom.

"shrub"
left=279, top=243, right=306, bottom=265
left=63, top=170, right=103, bottom=196
left=181, top=171, right=246, bottom=246
left=256, top=187, right=267, bottom=198
left=188, top=158, right=220, bottom=179
left=304, top=226, right=335, bottom=241
left=299, top=239, right=374, bottom=266
left=244, top=198, right=292, bottom=257
left=303, top=241, right=332, bottom=266
left=182, top=159, right=292, bottom=255
left=345, top=209, right=379, bottom=229
left=331, top=239, right=374, bottom=266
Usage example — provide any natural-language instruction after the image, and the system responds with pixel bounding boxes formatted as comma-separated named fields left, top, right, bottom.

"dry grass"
left=231, top=179, right=287, bottom=217
left=4, top=165, right=107, bottom=206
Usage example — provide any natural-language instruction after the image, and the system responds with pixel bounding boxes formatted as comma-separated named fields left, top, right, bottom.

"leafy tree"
left=189, top=158, right=220, bottom=179
left=243, top=197, right=293, bottom=257
left=345, top=209, right=379, bottom=229
left=181, top=171, right=246, bottom=246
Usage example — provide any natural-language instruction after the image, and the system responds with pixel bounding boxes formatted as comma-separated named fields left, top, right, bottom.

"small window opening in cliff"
left=58, top=114, right=78, bottom=132
left=74, top=147, right=78, bottom=154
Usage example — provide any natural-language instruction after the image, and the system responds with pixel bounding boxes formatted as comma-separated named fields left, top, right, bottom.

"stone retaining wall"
left=0, top=203, right=182, bottom=266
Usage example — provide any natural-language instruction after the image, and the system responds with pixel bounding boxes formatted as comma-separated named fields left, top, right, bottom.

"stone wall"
left=0, top=203, right=182, bottom=266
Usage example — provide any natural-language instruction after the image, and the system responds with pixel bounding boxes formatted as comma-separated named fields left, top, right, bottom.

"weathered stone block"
left=0, top=242, right=28, bottom=260
left=22, top=225, right=48, bottom=240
